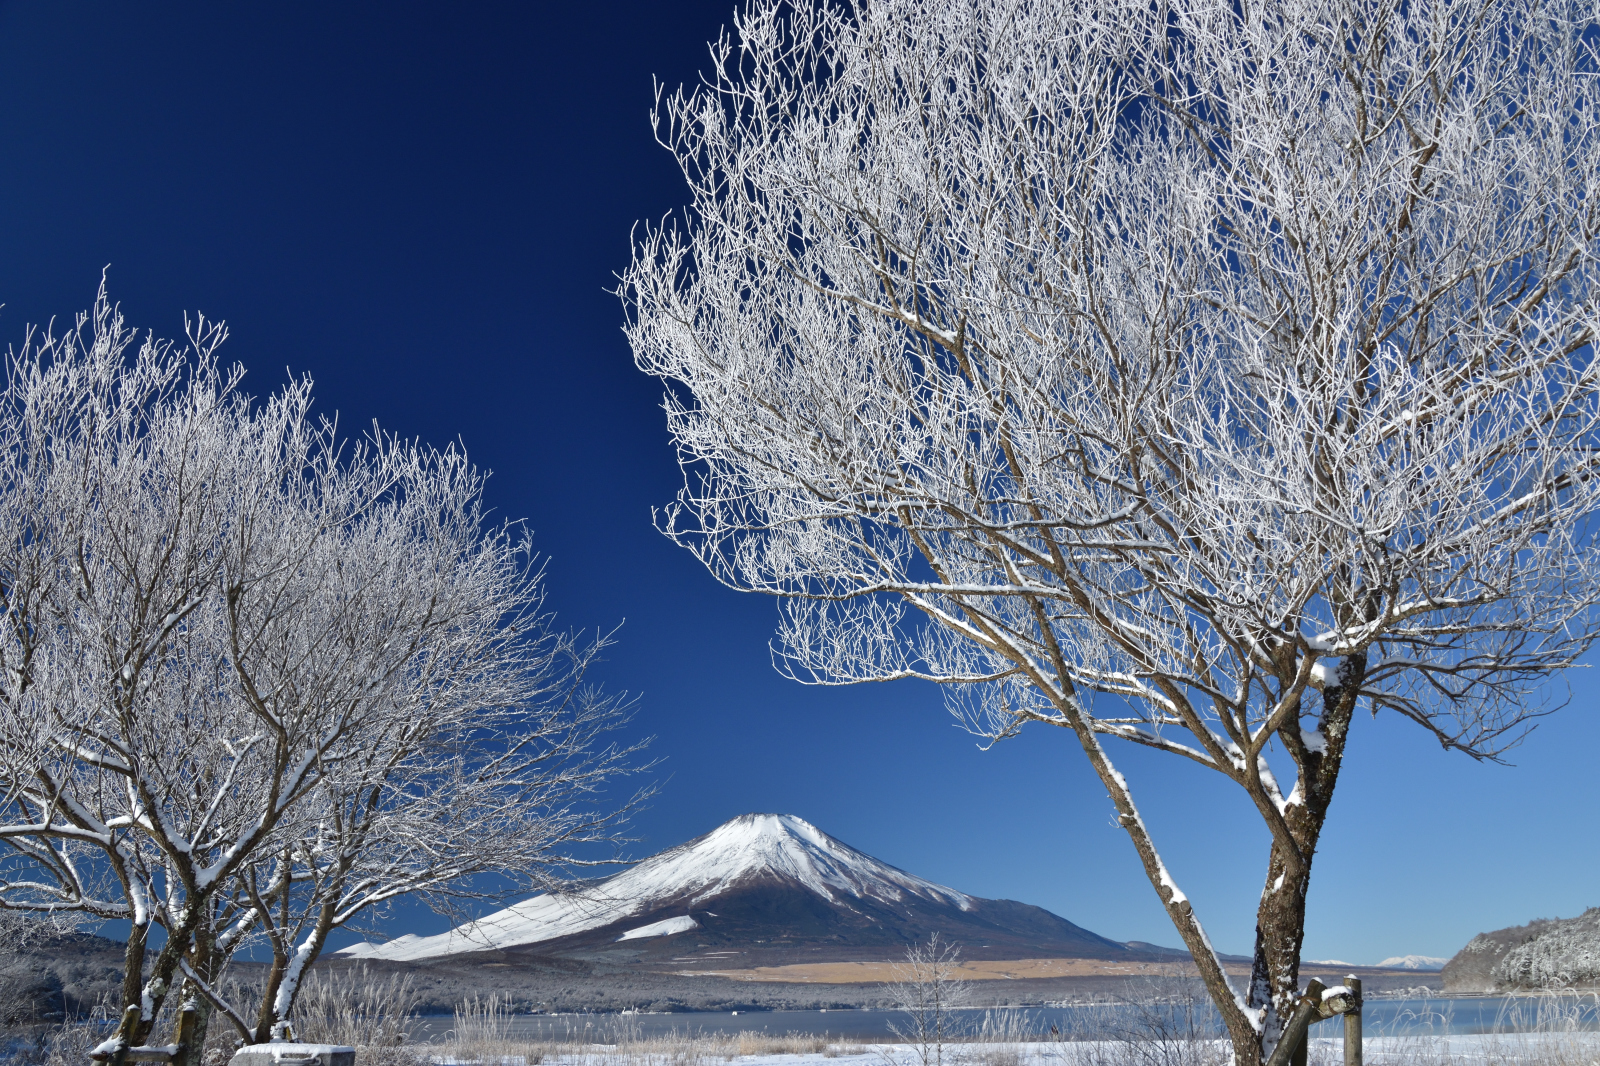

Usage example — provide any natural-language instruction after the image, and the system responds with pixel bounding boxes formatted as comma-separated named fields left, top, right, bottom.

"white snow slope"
left=1375, top=955, right=1449, bottom=971
left=617, top=915, right=700, bottom=941
left=339, top=813, right=973, bottom=963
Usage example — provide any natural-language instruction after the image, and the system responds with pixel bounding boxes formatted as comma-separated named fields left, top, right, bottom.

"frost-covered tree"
left=217, top=621, right=647, bottom=1046
left=1488, top=908, right=1600, bottom=991
left=622, top=0, right=1600, bottom=1061
left=0, top=287, right=646, bottom=1061
left=886, top=934, right=970, bottom=1066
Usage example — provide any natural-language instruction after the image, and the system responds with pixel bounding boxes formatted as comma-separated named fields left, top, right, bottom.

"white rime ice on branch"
left=621, top=0, right=1600, bottom=1062
left=0, top=283, right=649, bottom=1059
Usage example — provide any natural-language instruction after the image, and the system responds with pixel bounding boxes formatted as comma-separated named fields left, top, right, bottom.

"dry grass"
left=294, top=964, right=426, bottom=1048
left=685, top=961, right=1390, bottom=987
left=364, top=992, right=1600, bottom=1066
left=686, top=961, right=1210, bottom=985
left=0, top=1017, right=116, bottom=1066
left=1332, top=994, right=1600, bottom=1066
left=429, top=1025, right=845, bottom=1066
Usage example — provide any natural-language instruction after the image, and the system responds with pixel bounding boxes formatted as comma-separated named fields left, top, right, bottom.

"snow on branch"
left=0, top=280, right=651, bottom=1044
left=623, top=0, right=1600, bottom=1054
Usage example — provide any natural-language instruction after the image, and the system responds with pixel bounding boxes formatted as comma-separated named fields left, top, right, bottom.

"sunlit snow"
left=427, top=1035, right=1599, bottom=1066
left=1374, top=955, right=1449, bottom=971
left=616, top=915, right=699, bottom=941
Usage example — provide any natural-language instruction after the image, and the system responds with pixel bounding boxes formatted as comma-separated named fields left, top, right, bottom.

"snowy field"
left=422, top=1033, right=1600, bottom=1066
left=11, top=1027, right=1600, bottom=1066
left=13, top=996, right=1600, bottom=1066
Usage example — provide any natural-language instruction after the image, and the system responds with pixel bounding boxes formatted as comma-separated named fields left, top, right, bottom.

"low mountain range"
left=1373, top=955, right=1449, bottom=971
left=340, top=813, right=1156, bottom=969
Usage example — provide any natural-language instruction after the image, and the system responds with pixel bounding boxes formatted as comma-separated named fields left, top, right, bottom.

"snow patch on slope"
left=338, top=814, right=973, bottom=963
left=618, top=915, right=699, bottom=941
left=1376, top=955, right=1448, bottom=971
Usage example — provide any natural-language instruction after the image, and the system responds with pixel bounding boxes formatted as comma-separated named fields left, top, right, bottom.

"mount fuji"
left=339, top=813, right=1136, bottom=968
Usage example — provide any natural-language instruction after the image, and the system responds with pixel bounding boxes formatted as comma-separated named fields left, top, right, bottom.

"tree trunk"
left=130, top=901, right=209, bottom=1045
left=119, top=917, right=150, bottom=1031
left=1246, top=652, right=1367, bottom=1061
left=261, top=903, right=337, bottom=1042
left=1052, top=710, right=1266, bottom=1065
left=174, top=924, right=219, bottom=1066
left=177, top=995, right=213, bottom=1066
left=252, top=944, right=291, bottom=1044
left=1249, top=843, right=1314, bottom=1056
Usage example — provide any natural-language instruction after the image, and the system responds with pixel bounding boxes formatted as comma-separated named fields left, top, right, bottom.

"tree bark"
left=260, top=902, right=337, bottom=1042
left=130, top=900, right=211, bottom=1045
left=252, top=935, right=291, bottom=1043
left=174, top=922, right=219, bottom=1066
left=1249, top=842, right=1314, bottom=1055
left=1248, top=654, right=1366, bottom=1058
left=119, top=916, right=150, bottom=1031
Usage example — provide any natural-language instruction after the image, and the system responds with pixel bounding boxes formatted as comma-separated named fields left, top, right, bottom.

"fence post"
left=1343, top=976, right=1363, bottom=1066
left=105, top=1005, right=142, bottom=1066
left=175, top=1002, right=199, bottom=1066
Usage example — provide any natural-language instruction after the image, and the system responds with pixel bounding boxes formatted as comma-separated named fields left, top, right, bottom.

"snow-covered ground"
left=428, top=1033, right=1600, bottom=1066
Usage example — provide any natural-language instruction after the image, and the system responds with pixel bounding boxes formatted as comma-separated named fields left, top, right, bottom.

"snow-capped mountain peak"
left=1375, top=955, right=1448, bottom=971
left=339, top=813, right=972, bottom=963
left=640, top=813, right=974, bottom=911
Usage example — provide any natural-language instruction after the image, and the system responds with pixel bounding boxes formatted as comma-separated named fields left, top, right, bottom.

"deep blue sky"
left=0, top=2, right=1593, bottom=968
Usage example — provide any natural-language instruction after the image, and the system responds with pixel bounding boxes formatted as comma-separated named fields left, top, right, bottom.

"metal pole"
left=1343, top=976, right=1363, bottom=1066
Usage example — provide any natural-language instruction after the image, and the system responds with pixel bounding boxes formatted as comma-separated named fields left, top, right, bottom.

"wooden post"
left=105, top=1005, right=142, bottom=1066
left=1343, top=976, right=1363, bottom=1066
left=175, top=1003, right=199, bottom=1066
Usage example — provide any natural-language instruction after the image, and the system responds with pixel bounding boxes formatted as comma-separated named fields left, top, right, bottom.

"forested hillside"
left=1443, top=908, right=1600, bottom=991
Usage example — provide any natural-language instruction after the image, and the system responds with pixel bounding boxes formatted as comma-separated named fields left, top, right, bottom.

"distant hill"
left=1442, top=908, right=1600, bottom=991
left=339, top=813, right=1145, bottom=969
left=1375, top=955, right=1448, bottom=971
left=0, top=927, right=128, bottom=1024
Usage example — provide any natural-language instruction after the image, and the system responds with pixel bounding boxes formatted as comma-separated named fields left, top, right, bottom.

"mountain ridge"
left=339, top=813, right=1134, bottom=968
